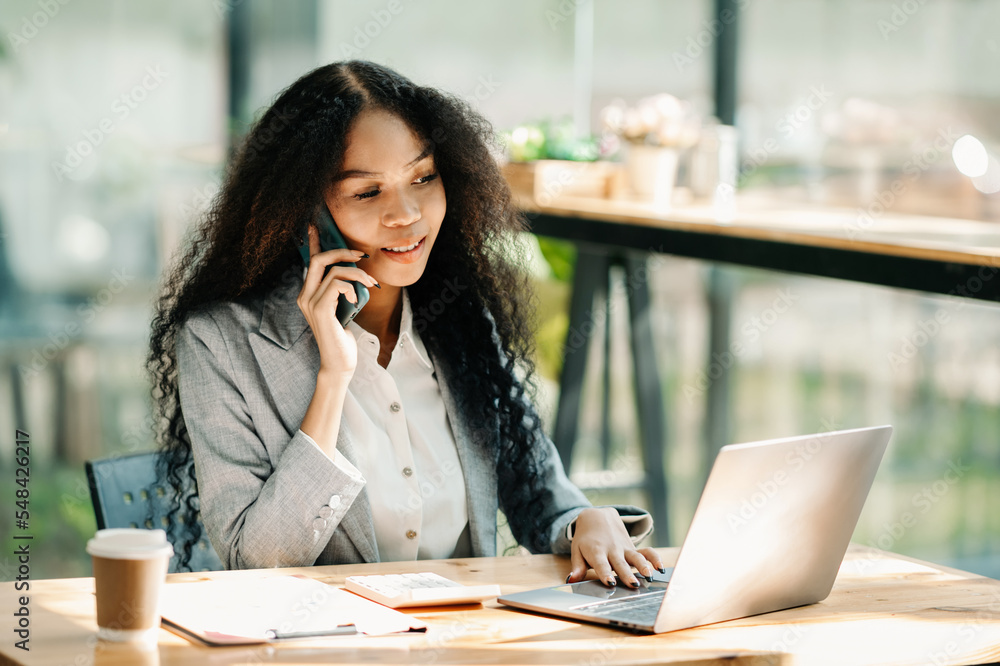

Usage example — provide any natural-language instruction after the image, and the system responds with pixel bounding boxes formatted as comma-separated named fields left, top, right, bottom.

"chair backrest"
left=85, top=452, right=224, bottom=572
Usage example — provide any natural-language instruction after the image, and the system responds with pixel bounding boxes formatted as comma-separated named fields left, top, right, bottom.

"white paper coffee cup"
left=86, top=529, right=173, bottom=644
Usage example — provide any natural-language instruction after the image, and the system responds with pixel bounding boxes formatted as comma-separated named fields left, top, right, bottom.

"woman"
left=148, top=60, right=663, bottom=587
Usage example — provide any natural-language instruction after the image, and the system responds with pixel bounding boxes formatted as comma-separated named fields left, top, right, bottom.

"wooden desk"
left=3, top=546, right=1000, bottom=666
left=520, top=192, right=1000, bottom=300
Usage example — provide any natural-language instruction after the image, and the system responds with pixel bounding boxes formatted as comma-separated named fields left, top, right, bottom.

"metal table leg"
left=625, top=254, right=669, bottom=546
left=552, top=248, right=669, bottom=546
left=553, top=248, right=610, bottom=468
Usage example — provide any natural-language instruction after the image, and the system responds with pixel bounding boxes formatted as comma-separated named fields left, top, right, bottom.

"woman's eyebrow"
left=335, top=146, right=434, bottom=182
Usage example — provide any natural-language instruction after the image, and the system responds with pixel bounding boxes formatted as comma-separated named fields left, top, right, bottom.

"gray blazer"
left=176, top=272, right=651, bottom=570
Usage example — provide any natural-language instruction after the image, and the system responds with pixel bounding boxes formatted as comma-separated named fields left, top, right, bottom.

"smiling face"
left=324, top=109, right=446, bottom=288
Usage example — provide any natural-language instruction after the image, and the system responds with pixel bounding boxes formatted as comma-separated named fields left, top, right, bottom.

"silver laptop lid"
left=654, top=425, right=891, bottom=633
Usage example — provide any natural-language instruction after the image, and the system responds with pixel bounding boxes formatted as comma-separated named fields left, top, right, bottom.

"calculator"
left=344, top=572, right=502, bottom=608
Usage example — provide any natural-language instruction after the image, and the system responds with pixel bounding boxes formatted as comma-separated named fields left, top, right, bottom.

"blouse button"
left=390, top=402, right=401, bottom=413
left=402, top=467, right=413, bottom=477
left=406, top=530, right=417, bottom=540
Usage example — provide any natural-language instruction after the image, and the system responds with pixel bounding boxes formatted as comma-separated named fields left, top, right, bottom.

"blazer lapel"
left=427, top=344, right=499, bottom=558
left=247, top=272, right=379, bottom=563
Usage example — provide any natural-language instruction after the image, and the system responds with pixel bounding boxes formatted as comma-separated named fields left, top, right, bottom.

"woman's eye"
left=354, top=188, right=380, bottom=200
left=415, top=173, right=438, bottom=185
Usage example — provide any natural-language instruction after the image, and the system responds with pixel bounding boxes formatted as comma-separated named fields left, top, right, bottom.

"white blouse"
left=302, top=289, right=470, bottom=561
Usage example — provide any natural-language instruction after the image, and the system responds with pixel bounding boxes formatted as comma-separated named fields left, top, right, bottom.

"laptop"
left=498, top=425, right=892, bottom=634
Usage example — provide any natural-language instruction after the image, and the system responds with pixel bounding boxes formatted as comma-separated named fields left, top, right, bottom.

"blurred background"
left=1, top=0, right=999, bottom=579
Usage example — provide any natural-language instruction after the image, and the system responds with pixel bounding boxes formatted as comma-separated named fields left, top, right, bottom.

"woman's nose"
left=381, top=186, right=421, bottom=226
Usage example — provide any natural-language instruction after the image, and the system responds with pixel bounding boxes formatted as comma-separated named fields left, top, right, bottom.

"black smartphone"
left=298, top=203, right=370, bottom=326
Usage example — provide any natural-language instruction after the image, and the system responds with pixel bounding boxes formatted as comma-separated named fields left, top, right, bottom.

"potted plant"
left=600, top=94, right=700, bottom=205
left=501, top=119, right=619, bottom=203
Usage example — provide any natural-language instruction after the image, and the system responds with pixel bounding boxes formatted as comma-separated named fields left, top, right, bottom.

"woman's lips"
left=380, top=237, right=426, bottom=264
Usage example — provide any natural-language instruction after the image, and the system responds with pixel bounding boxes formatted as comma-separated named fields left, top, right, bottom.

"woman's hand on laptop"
left=567, top=507, right=665, bottom=588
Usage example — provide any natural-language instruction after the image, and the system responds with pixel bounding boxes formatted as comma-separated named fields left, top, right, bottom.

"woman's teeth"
left=385, top=240, right=420, bottom=253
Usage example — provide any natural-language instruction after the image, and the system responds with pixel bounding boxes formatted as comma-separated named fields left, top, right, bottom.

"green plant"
left=502, top=118, right=600, bottom=163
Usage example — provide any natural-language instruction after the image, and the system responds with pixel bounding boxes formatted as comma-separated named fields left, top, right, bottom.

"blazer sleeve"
left=176, top=310, right=365, bottom=570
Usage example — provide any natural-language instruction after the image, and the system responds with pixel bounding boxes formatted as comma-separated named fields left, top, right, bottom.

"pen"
left=265, top=624, right=358, bottom=640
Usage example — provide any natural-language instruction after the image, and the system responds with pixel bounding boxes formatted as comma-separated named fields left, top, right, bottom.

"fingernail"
left=605, top=576, right=616, bottom=587
left=360, top=253, right=370, bottom=259
left=373, top=282, right=381, bottom=289
left=565, top=575, right=572, bottom=584
left=658, top=567, right=666, bottom=574
left=628, top=580, right=639, bottom=589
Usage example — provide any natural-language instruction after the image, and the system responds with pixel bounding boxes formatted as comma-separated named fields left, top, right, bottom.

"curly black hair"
left=147, top=60, right=555, bottom=570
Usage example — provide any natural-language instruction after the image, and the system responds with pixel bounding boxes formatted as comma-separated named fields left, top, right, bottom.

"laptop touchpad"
left=553, top=572, right=671, bottom=599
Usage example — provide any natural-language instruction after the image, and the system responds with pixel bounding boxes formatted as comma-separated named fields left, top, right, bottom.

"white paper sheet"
left=159, top=575, right=426, bottom=644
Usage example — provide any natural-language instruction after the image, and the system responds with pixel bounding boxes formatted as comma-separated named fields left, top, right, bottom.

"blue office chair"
left=85, top=451, right=224, bottom=572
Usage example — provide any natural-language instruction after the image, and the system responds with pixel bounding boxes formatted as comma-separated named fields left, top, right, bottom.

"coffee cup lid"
left=86, top=528, right=174, bottom=560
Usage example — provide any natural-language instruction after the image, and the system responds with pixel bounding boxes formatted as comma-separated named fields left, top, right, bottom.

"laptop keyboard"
left=573, top=589, right=666, bottom=626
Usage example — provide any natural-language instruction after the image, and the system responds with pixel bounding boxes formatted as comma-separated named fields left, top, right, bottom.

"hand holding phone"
left=298, top=204, right=370, bottom=327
